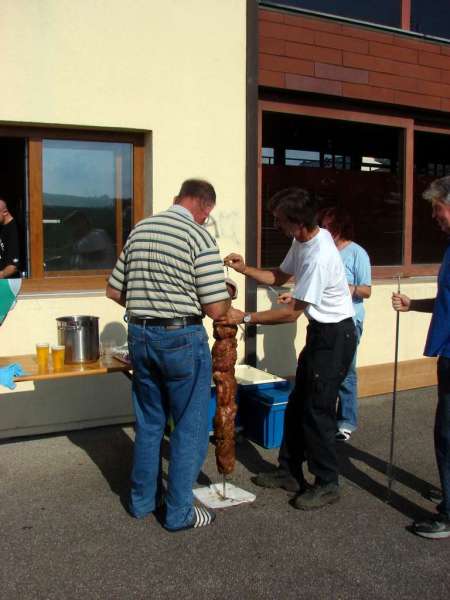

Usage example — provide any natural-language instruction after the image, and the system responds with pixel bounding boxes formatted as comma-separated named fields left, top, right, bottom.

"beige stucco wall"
left=1, top=0, right=246, bottom=220
left=0, top=0, right=247, bottom=437
left=255, top=279, right=437, bottom=378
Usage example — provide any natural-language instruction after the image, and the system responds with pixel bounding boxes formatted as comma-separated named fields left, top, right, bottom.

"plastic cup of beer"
left=36, top=343, right=50, bottom=369
left=52, top=345, right=65, bottom=370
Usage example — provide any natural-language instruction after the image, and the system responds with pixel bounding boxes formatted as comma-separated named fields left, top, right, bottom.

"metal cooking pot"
left=56, top=315, right=99, bottom=364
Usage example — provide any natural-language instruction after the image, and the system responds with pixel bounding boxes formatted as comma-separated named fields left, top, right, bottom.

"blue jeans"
left=127, top=322, right=212, bottom=530
left=336, top=321, right=363, bottom=433
left=436, top=356, right=450, bottom=519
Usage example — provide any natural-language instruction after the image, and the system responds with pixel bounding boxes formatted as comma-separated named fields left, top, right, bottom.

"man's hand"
left=215, top=307, right=245, bottom=325
left=277, top=292, right=293, bottom=305
left=224, top=253, right=246, bottom=274
left=392, top=292, right=411, bottom=312
left=0, top=265, right=18, bottom=279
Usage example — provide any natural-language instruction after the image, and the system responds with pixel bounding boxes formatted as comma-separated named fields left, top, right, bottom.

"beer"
left=36, top=343, right=50, bottom=370
left=51, top=345, right=65, bottom=370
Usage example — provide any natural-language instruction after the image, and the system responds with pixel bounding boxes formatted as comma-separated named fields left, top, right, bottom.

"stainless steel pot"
left=56, top=315, right=99, bottom=364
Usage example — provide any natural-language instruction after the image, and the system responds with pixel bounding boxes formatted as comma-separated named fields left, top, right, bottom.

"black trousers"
left=279, top=317, right=357, bottom=485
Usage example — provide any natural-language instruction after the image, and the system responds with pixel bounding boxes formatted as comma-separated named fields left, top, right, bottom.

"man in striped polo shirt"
left=106, top=179, right=230, bottom=532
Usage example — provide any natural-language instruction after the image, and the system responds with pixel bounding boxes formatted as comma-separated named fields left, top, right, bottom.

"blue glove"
left=0, top=363, right=25, bottom=389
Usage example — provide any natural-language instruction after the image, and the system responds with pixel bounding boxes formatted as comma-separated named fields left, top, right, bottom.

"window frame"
left=0, top=126, right=145, bottom=293
left=258, top=99, right=442, bottom=278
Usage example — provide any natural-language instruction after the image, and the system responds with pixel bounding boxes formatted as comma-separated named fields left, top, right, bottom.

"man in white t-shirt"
left=221, top=187, right=356, bottom=510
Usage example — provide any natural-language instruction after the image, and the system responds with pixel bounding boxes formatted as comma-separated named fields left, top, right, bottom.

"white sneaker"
left=336, top=428, right=352, bottom=442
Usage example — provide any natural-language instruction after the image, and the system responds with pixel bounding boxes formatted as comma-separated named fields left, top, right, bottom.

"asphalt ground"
left=1, top=386, right=449, bottom=600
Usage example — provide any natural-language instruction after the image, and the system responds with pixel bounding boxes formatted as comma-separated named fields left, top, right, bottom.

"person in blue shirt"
left=392, top=175, right=450, bottom=539
left=319, top=207, right=372, bottom=441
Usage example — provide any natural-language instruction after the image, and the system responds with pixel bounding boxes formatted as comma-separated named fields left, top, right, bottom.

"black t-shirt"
left=0, top=219, right=21, bottom=276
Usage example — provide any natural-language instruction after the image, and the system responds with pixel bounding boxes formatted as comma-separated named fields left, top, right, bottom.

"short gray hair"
left=423, top=176, right=450, bottom=204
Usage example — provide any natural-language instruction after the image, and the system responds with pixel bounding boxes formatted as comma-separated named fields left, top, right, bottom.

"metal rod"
left=222, top=474, right=226, bottom=499
left=387, top=275, right=401, bottom=501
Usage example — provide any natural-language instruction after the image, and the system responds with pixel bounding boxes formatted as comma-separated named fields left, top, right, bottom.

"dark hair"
left=318, top=206, right=354, bottom=241
left=175, top=179, right=216, bottom=206
left=269, top=187, right=317, bottom=230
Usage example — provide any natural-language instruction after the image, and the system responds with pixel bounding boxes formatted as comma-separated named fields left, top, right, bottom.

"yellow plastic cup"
left=36, top=343, right=50, bottom=369
left=52, top=345, right=65, bottom=370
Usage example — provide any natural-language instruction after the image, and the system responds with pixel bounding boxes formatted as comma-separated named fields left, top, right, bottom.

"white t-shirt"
left=280, top=228, right=354, bottom=323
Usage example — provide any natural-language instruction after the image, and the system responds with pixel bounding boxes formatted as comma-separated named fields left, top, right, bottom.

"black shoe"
left=425, top=488, right=443, bottom=504
left=166, top=506, right=216, bottom=532
left=413, top=516, right=450, bottom=539
left=253, top=468, right=302, bottom=492
left=293, top=482, right=340, bottom=510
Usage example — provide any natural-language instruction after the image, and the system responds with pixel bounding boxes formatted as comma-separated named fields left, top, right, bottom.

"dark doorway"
left=0, top=138, right=27, bottom=275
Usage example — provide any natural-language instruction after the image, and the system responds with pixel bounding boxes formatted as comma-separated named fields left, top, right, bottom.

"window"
left=413, top=131, right=449, bottom=263
left=411, top=0, right=450, bottom=40
left=0, top=127, right=144, bottom=291
left=262, top=147, right=275, bottom=165
left=285, top=149, right=320, bottom=167
left=261, top=1, right=402, bottom=28
left=260, top=110, right=403, bottom=270
left=42, top=140, right=132, bottom=273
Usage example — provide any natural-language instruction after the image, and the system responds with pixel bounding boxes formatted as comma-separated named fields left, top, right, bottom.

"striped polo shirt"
left=108, top=204, right=229, bottom=318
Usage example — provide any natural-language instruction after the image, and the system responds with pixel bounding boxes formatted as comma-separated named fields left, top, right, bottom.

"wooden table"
left=0, top=354, right=132, bottom=383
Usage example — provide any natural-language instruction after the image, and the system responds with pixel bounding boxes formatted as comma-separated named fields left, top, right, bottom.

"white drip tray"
left=235, top=364, right=285, bottom=386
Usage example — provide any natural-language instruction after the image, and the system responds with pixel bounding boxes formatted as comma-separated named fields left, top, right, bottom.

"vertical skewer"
left=387, top=275, right=401, bottom=502
left=222, top=474, right=226, bottom=499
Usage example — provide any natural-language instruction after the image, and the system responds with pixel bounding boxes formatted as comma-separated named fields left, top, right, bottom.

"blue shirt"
left=339, top=242, right=371, bottom=324
left=424, top=244, right=450, bottom=358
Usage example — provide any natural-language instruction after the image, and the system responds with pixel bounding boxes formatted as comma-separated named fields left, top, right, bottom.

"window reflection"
left=264, top=1, right=401, bottom=28
left=411, top=0, right=450, bottom=40
left=261, top=112, right=403, bottom=267
left=42, top=140, right=132, bottom=272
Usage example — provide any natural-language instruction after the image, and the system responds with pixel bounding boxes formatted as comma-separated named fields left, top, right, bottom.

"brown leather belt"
left=127, top=315, right=203, bottom=328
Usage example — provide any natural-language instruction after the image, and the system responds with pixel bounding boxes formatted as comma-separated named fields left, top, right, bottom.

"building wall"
left=0, top=0, right=247, bottom=437
left=255, top=7, right=443, bottom=386
left=256, top=280, right=436, bottom=379
left=259, top=8, right=450, bottom=111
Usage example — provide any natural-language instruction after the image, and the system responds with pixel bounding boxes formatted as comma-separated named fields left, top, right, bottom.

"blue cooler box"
left=239, top=380, right=291, bottom=449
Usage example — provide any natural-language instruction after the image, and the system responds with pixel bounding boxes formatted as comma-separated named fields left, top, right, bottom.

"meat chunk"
left=212, top=323, right=238, bottom=475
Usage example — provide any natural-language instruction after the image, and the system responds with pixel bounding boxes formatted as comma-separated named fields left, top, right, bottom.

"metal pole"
left=387, top=275, right=401, bottom=501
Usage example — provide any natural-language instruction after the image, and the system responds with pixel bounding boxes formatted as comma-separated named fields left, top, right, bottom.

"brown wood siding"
left=259, top=8, right=450, bottom=113
left=357, top=357, right=437, bottom=398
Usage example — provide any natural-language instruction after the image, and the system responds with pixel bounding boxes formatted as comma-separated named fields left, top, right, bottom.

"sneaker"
left=253, top=468, right=302, bottom=492
left=336, top=428, right=352, bottom=442
left=293, top=482, right=340, bottom=511
left=413, top=516, right=450, bottom=539
left=166, top=506, right=216, bottom=532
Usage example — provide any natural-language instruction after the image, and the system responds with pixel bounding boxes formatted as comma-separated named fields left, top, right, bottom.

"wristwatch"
left=243, top=313, right=252, bottom=324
